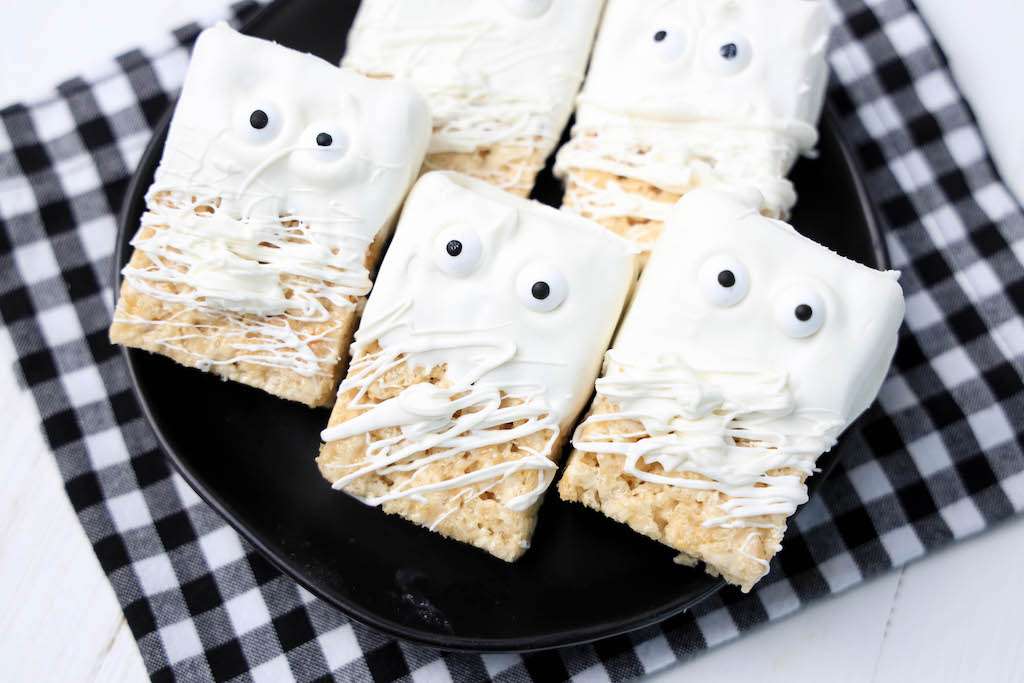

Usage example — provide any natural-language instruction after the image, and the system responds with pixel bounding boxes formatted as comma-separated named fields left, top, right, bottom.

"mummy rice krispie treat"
left=559, top=188, right=904, bottom=590
left=342, top=0, right=605, bottom=196
left=555, top=0, right=829, bottom=248
left=317, top=172, right=636, bottom=561
left=109, top=24, right=430, bottom=407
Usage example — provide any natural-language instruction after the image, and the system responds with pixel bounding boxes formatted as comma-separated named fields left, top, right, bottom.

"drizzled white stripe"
left=555, top=107, right=811, bottom=239
left=572, top=351, right=844, bottom=528
left=321, top=298, right=561, bottom=513
left=117, top=184, right=374, bottom=377
left=344, top=17, right=577, bottom=155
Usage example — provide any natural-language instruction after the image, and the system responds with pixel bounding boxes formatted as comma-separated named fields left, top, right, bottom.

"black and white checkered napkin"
left=2, top=0, right=1023, bottom=680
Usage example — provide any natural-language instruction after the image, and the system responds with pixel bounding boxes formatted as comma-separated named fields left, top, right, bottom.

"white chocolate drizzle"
left=321, top=298, right=559, bottom=512
left=555, top=0, right=830, bottom=246
left=556, top=114, right=805, bottom=224
left=345, top=27, right=561, bottom=154
left=117, top=154, right=378, bottom=378
left=114, top=24, right=431, bottom=380
left=318, top=172, right=636, bottom=520
left=572, top=351, right=844, bottom=528
left=342, top=1, right=604, bottom=187
left=112, top=312, right=340, bottom=378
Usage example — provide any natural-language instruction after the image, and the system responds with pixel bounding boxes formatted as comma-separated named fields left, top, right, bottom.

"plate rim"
left=112, top=0, right=888, bottom=654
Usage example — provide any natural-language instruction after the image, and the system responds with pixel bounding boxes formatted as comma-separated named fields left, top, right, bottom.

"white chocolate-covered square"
left=321, top=171, right=636, bottom=512
left=113, top=24, right=431, bottom=386
left=342, top=0, right=605, bottom=157
left=573, top=187, right=904, bottom=528
left=556, top=0, right=830, bottom=220
left=155, top=24, right=431, bottom=299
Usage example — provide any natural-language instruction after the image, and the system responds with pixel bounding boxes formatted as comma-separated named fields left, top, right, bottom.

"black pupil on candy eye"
left=446, top=240, right=463, bottom=257
left=653, top=30, right=668, bottom=42
left=316, top=132, right=333, bottom=147
left=794, top=304, right=813, bottom=322
left=531, top=281, right=551, bottom=300
left=720, top=42, right=739, bottom=60
left=717, top=270, right=736, bottom=288
left=249, top=110, right=269, bottom=130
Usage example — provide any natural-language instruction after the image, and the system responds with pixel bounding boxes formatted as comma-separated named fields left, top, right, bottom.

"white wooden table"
left=2, top=3, right=1023, bottom=681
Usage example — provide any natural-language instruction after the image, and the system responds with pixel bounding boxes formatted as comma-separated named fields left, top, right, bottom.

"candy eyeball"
left=697, top=254, right=750, bottom=307
left=303, top=123, right=350, bottom=162
left=774, top=286, right=826, bottom=338
left=516, top=262, right=568, bottom=312
left=649, top=25, right=688, bottom=63
left=239, top=103, right=282, bottom=143
left=433, top=226, right=483, bottom=277
left=500, top=0, right=552, bottom=19
left=705, top=31, right=753, bottom=75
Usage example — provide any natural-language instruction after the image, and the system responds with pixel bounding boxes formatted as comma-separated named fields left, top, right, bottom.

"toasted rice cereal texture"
left=561, top=168, right=680, bottom=247
left=109, top=195, right=392, bottom=408
left=562, top=168, right=781, bottom=249
left=559, top=396, right=801, bottom=591
left=317, top=345, right=565, bottom=562
left=359, top=72, right=549, bottom=196
left=422, top=142, right=548, bottom=198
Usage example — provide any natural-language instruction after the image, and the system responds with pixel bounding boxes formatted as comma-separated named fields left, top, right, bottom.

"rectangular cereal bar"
left=342, top=0, right=605, bottom=196
left=109, top=24, right=430, bottom=407
left=317, top=171, right=636, bottom=560
left=555, top=0, right=829, bottom=249
left=559, top=188, right=904, bottom=590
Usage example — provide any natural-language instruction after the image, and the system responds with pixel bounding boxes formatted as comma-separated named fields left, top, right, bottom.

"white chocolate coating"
left=573, top=188, right=905, bottom=528
left=556, top=0, right=829, bottom=225
left=322, top=172, right=637, bottom=510
left=342, top=1, right=605, bottom=159
left=118, top=23, right=430, bottom=377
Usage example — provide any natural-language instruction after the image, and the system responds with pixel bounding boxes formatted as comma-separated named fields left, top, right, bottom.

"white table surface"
left=2, top=3, right=1023, bottom=682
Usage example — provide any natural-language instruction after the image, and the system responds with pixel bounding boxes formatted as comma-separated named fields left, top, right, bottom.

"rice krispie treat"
left=317, top=172, right=636, bottom=561
left=110, top=24, right=430, bottom=407
left=555, top=0, right=829, bottom=249
left=342, top=0, right=605, bottom=196
left=559, top=188, right=905, bottom=590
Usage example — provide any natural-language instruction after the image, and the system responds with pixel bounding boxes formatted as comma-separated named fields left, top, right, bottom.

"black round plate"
left=116, top=0, right=886, bottom=653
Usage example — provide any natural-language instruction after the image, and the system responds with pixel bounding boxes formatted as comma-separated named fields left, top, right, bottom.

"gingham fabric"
left=2, top=0, right=1023, bottom=680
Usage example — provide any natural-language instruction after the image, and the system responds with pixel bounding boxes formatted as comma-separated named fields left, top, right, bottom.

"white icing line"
left=345, top=19, right=563, bottom=153
left=343, top=1, right=603, bottom=168
left=738, top=531, right=772, bottom=570
left=345, top=23, right=561, bottom=151
left=112, top=311, right=341, bottom=378
left=555, top=0, right=831, bottom=244
left=319, top=172, right=635, bottom=526
left=119, top=188, right=371, bottom=377
left=556, top=116, right=803, bottom=223
left=321, top=296, right=561, bottom=514
left=572, top=351, right=843, bottom=529
left=115, top=24, right=431, bottom=381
